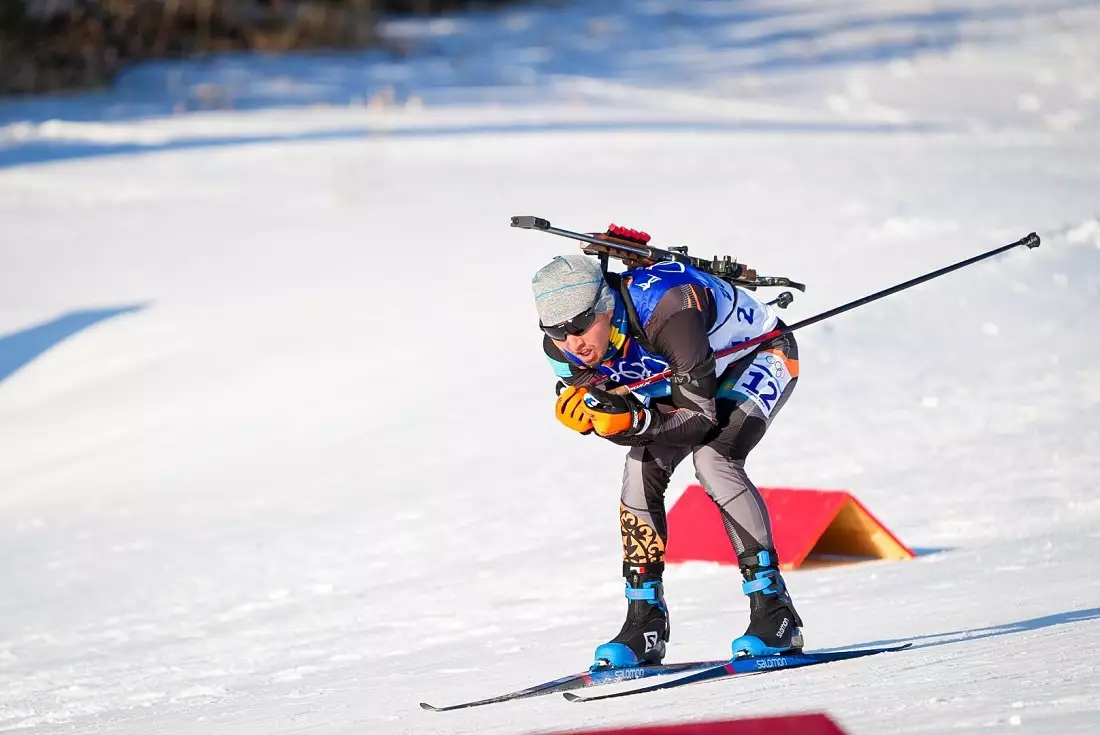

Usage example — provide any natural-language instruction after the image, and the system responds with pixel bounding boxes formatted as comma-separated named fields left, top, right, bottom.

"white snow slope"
left=2, top=1, right=1100, bottom=733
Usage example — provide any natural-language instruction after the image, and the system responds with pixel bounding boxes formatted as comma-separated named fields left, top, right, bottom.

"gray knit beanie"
left=531, top=254, right=616, bottom=327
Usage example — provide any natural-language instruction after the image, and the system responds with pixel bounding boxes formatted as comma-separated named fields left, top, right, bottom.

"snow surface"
left=1, top=0, right=1099, bottom=733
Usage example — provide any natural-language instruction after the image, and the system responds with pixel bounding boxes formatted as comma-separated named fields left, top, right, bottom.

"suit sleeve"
left=634, top=286, right=720, bottom=447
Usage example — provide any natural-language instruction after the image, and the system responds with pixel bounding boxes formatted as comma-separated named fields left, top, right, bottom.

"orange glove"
left=582, top=387, right=653, bottom=437
left=555, top=383, right=593, bottom=435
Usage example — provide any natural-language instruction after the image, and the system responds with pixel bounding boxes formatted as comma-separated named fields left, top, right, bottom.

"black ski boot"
left=592, top=562, right=669, bottom=669
left=731, top=548, right=804, bottom=657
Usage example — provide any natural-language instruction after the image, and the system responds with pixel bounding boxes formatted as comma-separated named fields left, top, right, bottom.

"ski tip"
left=419, top=702, right=441, bottom=712
left=561, top=692, right=584, bottom=703
left=876, top=642, right=912, bottom=652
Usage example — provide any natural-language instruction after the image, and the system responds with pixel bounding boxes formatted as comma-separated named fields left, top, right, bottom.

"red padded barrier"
left=665, top=485, right=914, bottom=569
left=537, top=713, right=848, bottom=735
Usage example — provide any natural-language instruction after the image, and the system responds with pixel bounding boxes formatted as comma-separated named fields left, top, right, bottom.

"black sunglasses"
left=540, top=307, right=598, bottom=341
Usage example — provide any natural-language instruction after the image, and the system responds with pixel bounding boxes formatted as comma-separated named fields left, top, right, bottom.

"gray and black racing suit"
left=545, top=277, right=799, bottom=569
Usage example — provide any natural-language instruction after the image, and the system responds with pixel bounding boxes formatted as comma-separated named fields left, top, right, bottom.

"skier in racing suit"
left=531, top=248, right=804, bottom=667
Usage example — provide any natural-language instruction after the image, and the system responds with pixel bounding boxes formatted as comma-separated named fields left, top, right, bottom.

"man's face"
left=554, top=310, right=614, bottom=367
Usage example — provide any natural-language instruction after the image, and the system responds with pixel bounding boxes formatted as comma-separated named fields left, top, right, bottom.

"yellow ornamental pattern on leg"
left=620, top=505, right=666, bottom=564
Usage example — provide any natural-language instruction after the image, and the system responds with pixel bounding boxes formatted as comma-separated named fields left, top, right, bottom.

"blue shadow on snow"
left=0, top=305, right=146, bottom=386
left=911, top=546, right=953, bottom=558
left=0, top=117, right=943, bottom=170
left=819, top=607, right=1100, bottom=655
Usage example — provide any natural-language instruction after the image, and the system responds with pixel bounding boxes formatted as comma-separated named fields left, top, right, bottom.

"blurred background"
left=0, top=1, right=520, bottom=94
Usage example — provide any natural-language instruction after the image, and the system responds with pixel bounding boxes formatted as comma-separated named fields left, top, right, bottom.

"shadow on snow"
left=0, top=305, right=146, bottom=387
left=820, top=607, right=1100, bottom=654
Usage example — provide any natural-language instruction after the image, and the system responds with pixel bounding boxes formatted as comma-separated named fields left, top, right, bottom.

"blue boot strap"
left=742, top=571, right=778, bottom=595
left=625, top=582, right=662, bottom=601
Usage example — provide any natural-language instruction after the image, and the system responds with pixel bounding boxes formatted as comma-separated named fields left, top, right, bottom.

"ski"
left=562, top=643, right=913, bottom=703
left=419, top=658, right=729, bottom=712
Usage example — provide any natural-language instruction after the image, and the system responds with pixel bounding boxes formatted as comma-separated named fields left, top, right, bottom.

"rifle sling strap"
left=604, top=271, right=660, bottom=357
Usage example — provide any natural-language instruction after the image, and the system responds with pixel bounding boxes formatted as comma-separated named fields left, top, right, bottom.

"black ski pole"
left=618, top=231, right=1040, bottom=393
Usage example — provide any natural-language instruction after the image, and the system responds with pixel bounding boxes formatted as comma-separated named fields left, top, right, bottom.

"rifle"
left=509, top=216, right=807, bottom=295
